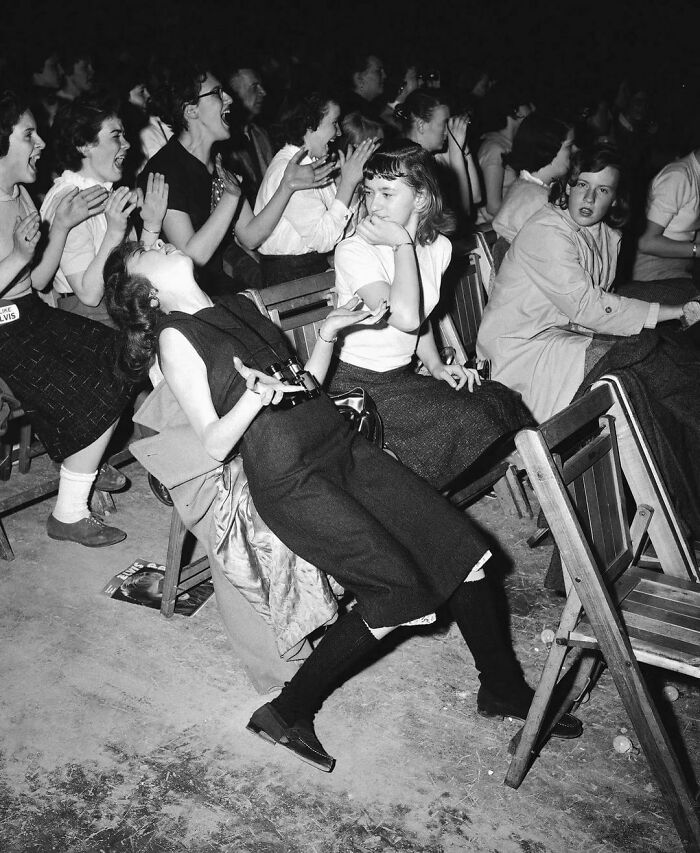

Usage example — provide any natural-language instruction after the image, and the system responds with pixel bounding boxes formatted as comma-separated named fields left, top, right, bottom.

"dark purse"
left=328, top=386, right=384, bottom=447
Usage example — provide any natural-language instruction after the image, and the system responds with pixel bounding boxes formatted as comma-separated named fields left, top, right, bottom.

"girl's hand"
left=139, top=172, right=169, bottom=233
left=319, top=296, right=388, bottom=339
left=681, top=298, right=700, bottom=329
left=12, top=212, right=41, bottom=262
left=215, top=154, right=242, bottom=198
left=431, top=362, right=481, bottom=391
left=337, top=138, right=380, bottom=188
left=447, top=115, right=470, bottom=151
left=282, top=148, right=335, bottom=192
left=357, top=214, right=413, bottom=248
left=233, top=356, right=301, bottom=407
left=51, top=186, right=109, bottom=231
left=104, top=186, right=138, bottom=240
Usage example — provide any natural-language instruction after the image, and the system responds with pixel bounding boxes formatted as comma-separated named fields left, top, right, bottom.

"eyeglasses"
left=193, top=85, right=224, bottom=102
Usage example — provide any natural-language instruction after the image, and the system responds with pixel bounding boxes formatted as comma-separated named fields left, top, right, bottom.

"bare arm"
left=482, top=162, right=505, bottom=217
left=637, top=219, right=697, bottom=258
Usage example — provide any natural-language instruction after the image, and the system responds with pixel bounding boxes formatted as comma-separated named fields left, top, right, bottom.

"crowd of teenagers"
left=2, top=41, right=700, bottom=772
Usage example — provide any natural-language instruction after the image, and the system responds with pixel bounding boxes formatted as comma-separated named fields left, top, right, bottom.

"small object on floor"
left=477, top=685, right=583, bottom=739
left=613, top=734, right=633, bottom=753
left=246, top=703, right=335, bottom=772
left=148, top=473, right=174, bottom=507
left=46, top=513, right=127, bottom=547
left=94, top=463, right=129, bottom=493
left=102, top=558, right=214, bottom=617
left=540, top=628, right=555, bottom=645
left=662, top=685, right=680, bottom=702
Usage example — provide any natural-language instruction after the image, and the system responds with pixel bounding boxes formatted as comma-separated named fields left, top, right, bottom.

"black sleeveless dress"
left=158, top=294, right=490, bottom=628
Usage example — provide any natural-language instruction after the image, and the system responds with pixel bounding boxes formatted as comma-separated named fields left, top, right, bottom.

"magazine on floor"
left=102, top=558, right=214, bottom=617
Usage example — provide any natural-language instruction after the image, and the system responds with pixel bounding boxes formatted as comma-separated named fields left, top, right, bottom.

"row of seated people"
left=2, top=65, right=700, bottom=773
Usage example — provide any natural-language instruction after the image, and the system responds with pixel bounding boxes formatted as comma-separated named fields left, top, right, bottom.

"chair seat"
left=568, top=568, right=700, bottom=678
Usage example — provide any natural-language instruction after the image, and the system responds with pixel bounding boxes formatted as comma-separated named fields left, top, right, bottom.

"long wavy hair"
left=104, top=242, right=163, bottom=382
left=362, top=141, right=455, bottom=245
left=551, top=145, right=630, bottom=229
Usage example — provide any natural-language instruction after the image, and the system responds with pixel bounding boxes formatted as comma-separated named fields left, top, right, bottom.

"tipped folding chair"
left=505, top=384, right=700, bottom=853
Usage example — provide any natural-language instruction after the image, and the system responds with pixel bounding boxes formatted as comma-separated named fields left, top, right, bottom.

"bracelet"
left=318, top=329, right=337, bottom=344
left=142, top=226, right=160, bottom=236
left=693, top=242, right=697, bottom=259
left=392, top=240, right=414, bottom=253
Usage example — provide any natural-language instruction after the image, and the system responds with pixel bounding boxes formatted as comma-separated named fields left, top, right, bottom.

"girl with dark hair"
left=41, top=95, right=168, bottom=326
left=329, top=142, right=531, bottom=489
left=491, top=115, right=573, bottom=265
left=0, top=91, right=133, bottom=547
left=395, top=88, right=480, bottom=223
left=255, top=92, right=377, bottom=286
left=104, top=236, right=581, bottom=773
left=477, top=146, right=700, bottom=422
left=476, top=83, right=535, bottom=223
left=142, top=69, right=334, bottom=295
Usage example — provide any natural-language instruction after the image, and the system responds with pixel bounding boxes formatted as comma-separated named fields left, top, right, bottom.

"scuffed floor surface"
left=1, top=463, right=697, bottom=852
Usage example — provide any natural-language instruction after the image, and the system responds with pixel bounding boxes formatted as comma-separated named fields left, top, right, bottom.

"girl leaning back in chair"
left=104, top=236, right=582, bottom=773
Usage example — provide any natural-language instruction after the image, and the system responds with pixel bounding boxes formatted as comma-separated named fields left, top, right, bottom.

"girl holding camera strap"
left=330, top=141, right=532, bottom=490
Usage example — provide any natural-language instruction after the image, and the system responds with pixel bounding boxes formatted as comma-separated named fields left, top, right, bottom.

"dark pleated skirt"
left=328, top=360, right=533, bottom=489
left=0, top=294, right=133, bottom=461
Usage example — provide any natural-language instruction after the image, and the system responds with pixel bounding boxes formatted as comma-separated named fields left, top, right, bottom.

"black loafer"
left=246, top=703, right=335, bottom=772
left=47, top=514, right=127, bottom=548
left=94, top=464, right=129, bottom=493
left=477, top=685, right=583, bottom=739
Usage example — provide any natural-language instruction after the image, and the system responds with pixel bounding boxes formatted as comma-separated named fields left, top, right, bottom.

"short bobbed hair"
left=553, top=145, right=630, bottom=230
left=394, top=89, right=448, bottom=133
left=154, top=62, right=208, bottom=136
left=362, top=140, right=455, bottom=245
left=53, top=95, right=120, bottom=172
left=276, top=92, right=336, bottom=147
left=0, top=90, right=31, bottom=157
left=506, top=114, right=570, bottom=174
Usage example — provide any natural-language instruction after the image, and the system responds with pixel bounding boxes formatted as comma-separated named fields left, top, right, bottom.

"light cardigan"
left=40, top=170, right=113, bottom=295
left=255, top=144, right=354, bottom=256
left=477, top=204, right=660, bottom=422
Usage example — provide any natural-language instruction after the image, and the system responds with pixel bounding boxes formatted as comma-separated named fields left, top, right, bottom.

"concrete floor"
left=0, top=460, right=696, bottom=852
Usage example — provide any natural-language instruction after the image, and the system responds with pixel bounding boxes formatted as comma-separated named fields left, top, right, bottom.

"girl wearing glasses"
left=141, top=65, right=333, bottom=295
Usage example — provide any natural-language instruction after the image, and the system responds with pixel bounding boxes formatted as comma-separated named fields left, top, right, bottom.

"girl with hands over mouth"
left=255, top=92, right=379, bottom=286
left=330, top=142, right=531, bottom=490
left=41, top=95, right=169, bottom=326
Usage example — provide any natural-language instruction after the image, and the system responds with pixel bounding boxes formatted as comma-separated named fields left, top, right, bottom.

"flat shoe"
left=477, top=685, right=583, bottom=740
left=46, top=514, right=127, bottom=548
left=94, top=463, right=129, bottom=493
left=246, top=703, right=335, bottom=772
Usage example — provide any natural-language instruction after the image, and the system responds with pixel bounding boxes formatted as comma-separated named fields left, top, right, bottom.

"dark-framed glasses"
left=194, top=85, right=224, bottom=102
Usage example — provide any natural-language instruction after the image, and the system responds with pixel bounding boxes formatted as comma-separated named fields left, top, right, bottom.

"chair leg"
left=0, top=518, right=15, bottom=561
left=90, top=489, right=116, bottom=516
left=161, top=509, right=187, bottom=619
left=18, top=422, right=32, bottom=474
left=505, top=589, right=584, bottom=788
left=505, top=464, right=532, bottom=518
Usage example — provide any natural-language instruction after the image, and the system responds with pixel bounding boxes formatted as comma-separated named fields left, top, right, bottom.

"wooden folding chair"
left=505, top=384, right=700, bottom=853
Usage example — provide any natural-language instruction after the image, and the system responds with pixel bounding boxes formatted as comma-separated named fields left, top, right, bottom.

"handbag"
left=328, top=386, right=384, bottom=447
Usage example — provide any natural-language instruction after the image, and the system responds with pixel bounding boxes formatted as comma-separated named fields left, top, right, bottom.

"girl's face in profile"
left=363, top=175, right=421, bottom=228
left=418, top=104, right=450, bottom=153
left=567, top=165, right=619, bottom=227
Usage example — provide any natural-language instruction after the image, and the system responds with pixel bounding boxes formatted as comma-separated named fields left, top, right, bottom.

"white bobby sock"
left=52, top=466, right=97, bottom=523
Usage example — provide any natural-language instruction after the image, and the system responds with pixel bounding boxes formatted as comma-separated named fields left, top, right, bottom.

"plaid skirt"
left=0, top=294, right=134, bottom=461
left=328, top=360, right=533, bottom=489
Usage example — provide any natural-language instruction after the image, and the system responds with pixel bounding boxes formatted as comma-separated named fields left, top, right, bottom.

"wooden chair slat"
left=626, top=588, right=700, bottom=621
left=623, top=604, right=700, bottom=643
left=539, top=384, right=614, bottom=447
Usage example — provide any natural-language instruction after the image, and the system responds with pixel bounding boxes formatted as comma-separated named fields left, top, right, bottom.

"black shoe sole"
left=477, top=706, right=583, bottom=740
left=46, top=530, right=127, bottom=547
left=246, top=707, right=335, bottom=772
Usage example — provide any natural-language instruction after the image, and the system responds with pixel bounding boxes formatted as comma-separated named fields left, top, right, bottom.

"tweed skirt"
left=328, top=360, right=533, bottom=489
left=0, top=294, right=133, bottom=461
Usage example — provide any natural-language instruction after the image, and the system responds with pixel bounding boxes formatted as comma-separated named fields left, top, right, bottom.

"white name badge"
left=0, top=304, right=19, bottom=324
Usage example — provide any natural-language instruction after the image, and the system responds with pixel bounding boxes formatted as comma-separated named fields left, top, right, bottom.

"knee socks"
left=52, top=466, right=97, bottom=523
left=448, top=578, right=531, bottom=702
left=271, top=609, right=379, bottom=724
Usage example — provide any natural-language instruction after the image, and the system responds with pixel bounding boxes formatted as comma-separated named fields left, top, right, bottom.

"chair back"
left=516, top=384, right=635, bottom=589
left=244, top=271, right=336, bottom=362
left=436, top=249, right=487, bottom=357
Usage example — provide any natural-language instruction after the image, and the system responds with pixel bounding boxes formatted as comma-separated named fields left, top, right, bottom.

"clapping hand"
left=215, top=154, right=242, bottom=198
left=233, top=356, right=301, bottom=407
left=138, top=172, right=169, bottom=234
left=104, top=186, right=139, bottom=239
left=337, top=138, right=380, bottom=188
left=282, top=148, right=335, bottom=191
left=12, top=212, right=41, bottom=262
left=50, top=186, right=109, bottom=231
